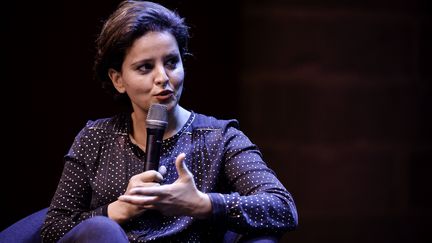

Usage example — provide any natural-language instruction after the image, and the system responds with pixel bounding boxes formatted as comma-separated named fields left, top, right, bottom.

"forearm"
left=41, top=157, right=98, bottom=242
left=107, top=200, right=147, bottom=224
left=219, top=128, right=299, bottom=233
left=208, top=190, right=297, bottom=233
left=41, top=205, right=106, bottom=242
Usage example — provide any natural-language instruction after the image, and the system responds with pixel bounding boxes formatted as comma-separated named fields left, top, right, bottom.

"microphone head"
left=146, top=104, right=168, bottom=129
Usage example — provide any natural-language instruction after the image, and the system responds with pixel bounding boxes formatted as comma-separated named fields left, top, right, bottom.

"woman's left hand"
left=118, top=153, right=212, bottom=218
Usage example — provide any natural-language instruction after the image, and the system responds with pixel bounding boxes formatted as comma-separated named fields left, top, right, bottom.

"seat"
left=0, top=208, right=278, bottom=243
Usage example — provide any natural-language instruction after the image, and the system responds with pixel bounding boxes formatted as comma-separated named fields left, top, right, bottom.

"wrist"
left=193, top=192, right=212, bottom=219
left=108, top=200, right=134, bottom=224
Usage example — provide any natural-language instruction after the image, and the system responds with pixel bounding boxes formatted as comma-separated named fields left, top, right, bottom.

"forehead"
left=126, top=31, right=180, bottom=60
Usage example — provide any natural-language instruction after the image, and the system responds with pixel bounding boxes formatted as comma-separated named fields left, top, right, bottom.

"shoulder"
left=67, top=113, right=129, bottom=157
left=191, top=112, right=239, bottom=131
left=189, top=112, right=246, bottom=145
left=78, top=113, right=129, bottom=138
left=189, top=112, right=258, bottom=153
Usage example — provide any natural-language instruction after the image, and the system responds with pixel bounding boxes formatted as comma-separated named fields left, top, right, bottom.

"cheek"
left=123, top=74, right=153, bottom=91
left=171, top=69, right=185, bottom=89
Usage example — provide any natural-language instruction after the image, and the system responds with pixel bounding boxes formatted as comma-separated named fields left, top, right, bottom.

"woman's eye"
left=138, top=63, right=153, bottom=73
left=165, top=57, right=179, bottom=69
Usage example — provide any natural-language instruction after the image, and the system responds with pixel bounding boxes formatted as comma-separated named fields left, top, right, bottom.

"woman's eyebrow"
left=131, top=58, right=153, bottom=68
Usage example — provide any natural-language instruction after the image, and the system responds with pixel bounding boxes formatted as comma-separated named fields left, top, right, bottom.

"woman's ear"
left=108, top=68, right=126, bottom=93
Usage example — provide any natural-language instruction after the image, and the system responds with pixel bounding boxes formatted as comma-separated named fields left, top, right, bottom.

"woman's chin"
left=158, top=100, right=178, bottom=112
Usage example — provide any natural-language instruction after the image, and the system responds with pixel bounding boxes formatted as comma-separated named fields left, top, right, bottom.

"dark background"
left=3, top=0, right=431, bottom=242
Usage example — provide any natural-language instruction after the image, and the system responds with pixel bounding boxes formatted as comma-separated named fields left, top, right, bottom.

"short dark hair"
left=94, top=0, right=190, bottom=102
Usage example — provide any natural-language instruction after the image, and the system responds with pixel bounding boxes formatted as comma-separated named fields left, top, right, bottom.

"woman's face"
left=109, top=31, right=184, bottom=113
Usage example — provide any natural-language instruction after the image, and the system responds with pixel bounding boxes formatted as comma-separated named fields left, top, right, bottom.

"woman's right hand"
left=107, top=168, right=166, bottom=224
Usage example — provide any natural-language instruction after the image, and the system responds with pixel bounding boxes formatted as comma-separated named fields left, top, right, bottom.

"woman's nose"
left=154, top=66, right=169, bottom=86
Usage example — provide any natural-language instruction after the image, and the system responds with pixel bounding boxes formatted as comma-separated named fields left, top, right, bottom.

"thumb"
left=175, top=153, right=192, bottom=179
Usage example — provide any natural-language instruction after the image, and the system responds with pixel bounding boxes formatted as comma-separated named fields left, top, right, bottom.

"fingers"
left=175, top=153, right=192, bottom=178
left=119, top=186, right=167, bottom=207
left=129, top=186, right=167, bottom=196
left=124, top=183, right=160, bottom=195
left=129, top=170, right=164, bottom=187
left=118, top=195, right=159, bottom=205
left=146, top=170, right=164, bottom=182
left=119, top=186, right=167, bottom=205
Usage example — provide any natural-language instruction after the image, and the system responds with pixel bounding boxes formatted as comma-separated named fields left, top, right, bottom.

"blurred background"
left=3, top=0, right=431, bottom=242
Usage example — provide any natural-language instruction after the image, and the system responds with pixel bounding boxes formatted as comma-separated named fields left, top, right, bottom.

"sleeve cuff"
left=91, top=204, right=109, bottom=217
left=207, top=193, right=227, bottom=223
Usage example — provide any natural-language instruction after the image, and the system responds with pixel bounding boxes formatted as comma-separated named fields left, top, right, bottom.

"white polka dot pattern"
left=41, top=112, right=298, bottom=242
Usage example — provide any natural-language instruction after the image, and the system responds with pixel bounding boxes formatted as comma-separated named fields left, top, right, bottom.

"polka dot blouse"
left=41, top=112, right=298, bottom=242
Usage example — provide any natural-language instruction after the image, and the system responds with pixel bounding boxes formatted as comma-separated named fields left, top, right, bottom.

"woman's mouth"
left=155, top=90, right=174, bottom=101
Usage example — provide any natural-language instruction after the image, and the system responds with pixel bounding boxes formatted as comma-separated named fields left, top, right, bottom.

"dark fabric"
left=0, top=208, right=47, bottom=243
left=58, top=216, right=128, bottom=243
left=0, top=208, right=278, bottom=243
left=41, top=112, right=297, bottom=242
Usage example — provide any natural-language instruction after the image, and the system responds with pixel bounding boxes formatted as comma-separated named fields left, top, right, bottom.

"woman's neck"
left=130, top=105, right=191, bottom=149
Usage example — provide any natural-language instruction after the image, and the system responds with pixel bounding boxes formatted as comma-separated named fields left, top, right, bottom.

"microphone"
left=144, top=103, right=168, bottom=171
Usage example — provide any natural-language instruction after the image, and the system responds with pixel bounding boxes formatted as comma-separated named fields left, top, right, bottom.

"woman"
left=41, top=1, right=298, bottom=242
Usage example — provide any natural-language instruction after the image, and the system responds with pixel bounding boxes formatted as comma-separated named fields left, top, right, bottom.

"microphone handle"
left=144, top=128, right=164, bottom=171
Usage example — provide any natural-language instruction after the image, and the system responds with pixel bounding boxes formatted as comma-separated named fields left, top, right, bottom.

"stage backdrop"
left=3, top=1, right=431, bottom=242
